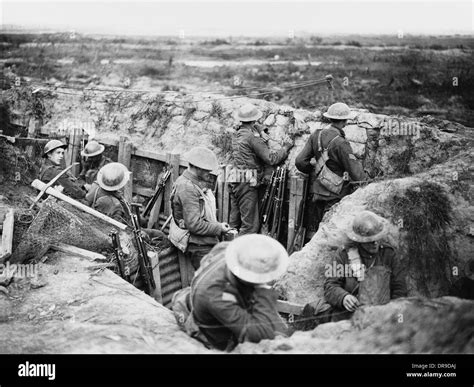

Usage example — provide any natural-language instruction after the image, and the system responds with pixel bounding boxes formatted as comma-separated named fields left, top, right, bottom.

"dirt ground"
left=0, top=250, right=209, bottom=354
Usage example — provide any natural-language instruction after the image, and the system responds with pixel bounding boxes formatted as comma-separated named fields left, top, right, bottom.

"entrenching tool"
left=29, top=163, right=79, bottom=210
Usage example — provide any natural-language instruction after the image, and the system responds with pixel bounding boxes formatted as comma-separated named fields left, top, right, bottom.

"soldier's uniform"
left=229, top=122, right=290, bottom=234
left=172, top=169, right=223, bottom=270
left=191, top=238, right=289, bottom=351
left=323, top=243, right=408, bottom=321
left=295, top=125, right=366, bottom=229
left=79, top=155, right=112, bottom=185
left=39, top=159, right=86, bottom=200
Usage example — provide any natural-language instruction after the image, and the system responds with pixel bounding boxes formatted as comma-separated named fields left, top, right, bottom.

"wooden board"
left=118, top=136, right=134, bottom=203
left=149, top=251, right=163, bottom=304
left=50, top=243, right=107, bottom=261
left=0, top=209, right=14, bottom=263
left=287, top=176, right=298, bottom=249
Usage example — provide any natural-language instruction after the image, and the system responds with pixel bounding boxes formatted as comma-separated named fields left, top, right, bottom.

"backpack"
left=171, top=247, right=226, bottom=348
left=314, top=129, right=346, bottom=194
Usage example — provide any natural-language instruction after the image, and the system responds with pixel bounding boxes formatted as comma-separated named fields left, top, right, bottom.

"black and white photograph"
left=0, top=0, right=472, bottom=384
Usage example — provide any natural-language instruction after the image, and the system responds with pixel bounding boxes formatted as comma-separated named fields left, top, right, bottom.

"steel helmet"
left=81, top=140, right=105, bottom=158
left=345, top=210, right=389, bottom=243
left=42, top=140, right=67, bottom=158
left=323, top=102, right=354, bottom=120
left=235, top=103, right=263, bottom=122
left=225, top=234, right=289, bottom=284
left=185, top=147, right=219, bottom=171
left=96, top=162, right=130, bottom=192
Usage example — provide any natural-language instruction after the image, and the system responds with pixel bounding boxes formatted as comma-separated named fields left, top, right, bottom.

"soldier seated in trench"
left=39, top=140, right=87, bottom=200
left=85, top=162, right=163, bottom=241
left=303, top=210, right=407, bottom=324
left=78, top=140, right=112, bottom=192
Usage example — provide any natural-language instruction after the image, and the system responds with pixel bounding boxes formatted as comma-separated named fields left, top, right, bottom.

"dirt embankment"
left=0, top=251, right=209, bottom=354
left=1, top=87, right=473, bottom=354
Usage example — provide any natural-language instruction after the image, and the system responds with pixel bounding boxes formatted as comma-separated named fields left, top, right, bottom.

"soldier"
left=191, top=234, right=289, bottom=351
left=229, top=103, right=293, bottom=235
left=39, top=140, right=86, bottom=200
left=79, top=140, right=112, bottom=191
left=86, top=162, right=164, bottom=241
left=304, top=211, right=407, bottom=324
left=85, top=162, right=130, bottom=223
left=295, top=102, right=367, bottom=231
left=170, top=147, right=231, bottom=274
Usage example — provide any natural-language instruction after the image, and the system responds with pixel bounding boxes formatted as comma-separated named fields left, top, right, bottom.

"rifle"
left=122, top=200, right=156, bottom=295
left=260, top=166, right=281, bottom=234
left=142, top=170, right=171, bottom=218
left=110, top=230, right=131, bottom=282
left=259, top=168, right=275, bottom=222
left=287, top=176, right=309, bottom=254
left=269, top=167, right=287, bottom=239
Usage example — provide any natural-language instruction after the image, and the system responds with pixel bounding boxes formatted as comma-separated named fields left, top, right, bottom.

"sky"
left=1, top=0, right=473, bottom=36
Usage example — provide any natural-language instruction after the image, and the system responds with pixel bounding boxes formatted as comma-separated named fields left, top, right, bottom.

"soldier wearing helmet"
left=305, top=211, right=407, bottom=324
left=229, top=103, right=294, bottom=235
left=79, top=140, right=112, bottom=191
left=39, top=139, right=86, bottom=200
left=191, top=234, right=289, bottom=351
left=295, top=102, right=367, bottom=231
left=85, top=162, right=131, bottom=223
left=170, top=147, right=231, bottom=274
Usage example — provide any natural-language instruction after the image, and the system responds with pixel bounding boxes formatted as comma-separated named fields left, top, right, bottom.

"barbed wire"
left=23, top=76, right=333, bottom=106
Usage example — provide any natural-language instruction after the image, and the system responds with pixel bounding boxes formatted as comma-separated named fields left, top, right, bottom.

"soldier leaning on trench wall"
left=295, top=102, right=367, bottom=232
left=228, top=103, right=294, bottom=235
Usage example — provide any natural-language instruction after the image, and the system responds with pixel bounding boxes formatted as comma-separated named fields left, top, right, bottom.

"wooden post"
left=216, top=166, right=225, bottom=222
left=177, top=250, right=190, bottom=288
left=164, top=152, right=180, bottom=216
left=0, top=209, right=14, bottom=263
left=118, top=136, right=133, bottom=203
left=147, top=170, right=165, bottom=229
left=287, top=177, right=306, bottom=251
left=223, top=178, right=230, bottom=224
left=25, top=118, right=39, bottom=160
left=66, top=128, right=82, bottom=177
left=287, top=176, right=298, bottom=249
left=149, top=251, right=163, bottom=303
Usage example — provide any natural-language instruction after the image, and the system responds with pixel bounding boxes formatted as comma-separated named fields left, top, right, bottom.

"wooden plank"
left=98, top=139, right=188, bottom=168
left=134, top=148, right=167, bottom=163
left=0, top=209, right=14, bottom=263
left=50, top=243, right=107, bottom=261
left=25, top=118, right=39, bottom=159
left=30, top=179, right=127, bottom=230
left=149, top=251, right=163, bottom=304
left=118, top=136, right=134, bottom=203
left=276, top=300, right=304, bottom=316
left=287, top=176, right=298, bottom=249
left=216, top=166, right=225, bottom=222
left=177, top=250, right=190, bottom=288
left=222, top=180, right=230, bottom=224
left=64, top=128, right=82, bottom=177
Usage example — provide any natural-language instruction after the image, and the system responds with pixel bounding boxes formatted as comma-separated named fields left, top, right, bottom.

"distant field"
left=1, top=32, right=473, bottom=126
